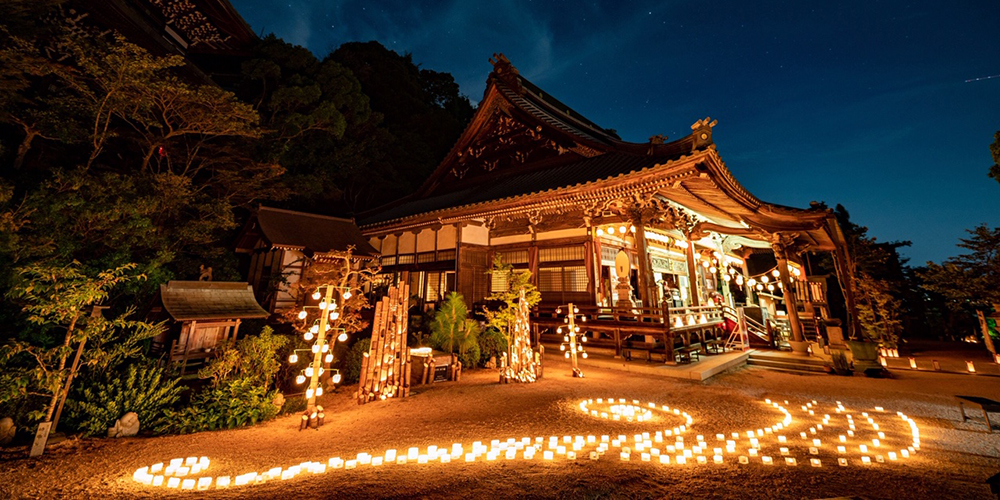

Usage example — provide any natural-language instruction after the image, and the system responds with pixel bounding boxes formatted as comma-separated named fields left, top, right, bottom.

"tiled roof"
left=160, top=281, right=269, bottom=321
left=360, top=152, right=674, bottom=226
left=256, top=207, right=379, bottom=258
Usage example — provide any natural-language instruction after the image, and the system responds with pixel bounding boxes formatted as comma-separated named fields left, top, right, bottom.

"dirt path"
left=2, top=357, right=999, bottom=499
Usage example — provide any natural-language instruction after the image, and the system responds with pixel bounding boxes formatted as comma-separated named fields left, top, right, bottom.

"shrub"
left=153, top=326, right=287, bottom=434
left=154, top=379, right=279, bottom=434
left=342, top=338, right=370, bottom=385
left=66, top=362, right=183, bottom=436
left=430, top=292, right=480, bottom=369
left=477, top=327, right=508, bottom=367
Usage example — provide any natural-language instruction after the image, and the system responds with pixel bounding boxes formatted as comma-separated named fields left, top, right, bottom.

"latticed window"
left=538, top=266, right=587, bottom=292
left=538, top=246, right=584, bottom=263
left=490, top=269, right=530, bottom=294
left=424, top=271, right=455, bottom=302
left=496, top=249, right=529, bottom=265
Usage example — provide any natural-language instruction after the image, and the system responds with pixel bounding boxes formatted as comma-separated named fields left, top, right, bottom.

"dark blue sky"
left=232, top=0, right=999, bottom=264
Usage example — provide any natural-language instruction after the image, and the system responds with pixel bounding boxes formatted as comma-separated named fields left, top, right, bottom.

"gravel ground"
left=2, top=355, right=999, bottom=500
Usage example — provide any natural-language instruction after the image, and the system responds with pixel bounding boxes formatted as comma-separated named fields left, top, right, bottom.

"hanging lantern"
left=297, top=310, right=308, bottom=320
left=338, top=332, right=348, bottom=342
left=312, top=344, right=320, bottom=353
left=629, top=225, right=636, bottom=233
left=619, top=225, right=627, bottom=234
left=332, top=373, right=342, bottom=384
left=772, top=269, right=781, bottom=278
left=325, top=354, right=334, bottom=363
left=343, top=290, right=352, bottom=300
left=304, top=332, right=314, bottom=341
left=289, top=354, right=298, bottom=363
left=312, top=291, right=322, bottom=300
left=761, top=276, right=770, bottom=284
left=748, top=278, right=756, bottom=286
left=296, top=375, right=306, bottom=384
left=318, top=300, right=328, bottom=310
left=310, top=325, right=319, bottom=334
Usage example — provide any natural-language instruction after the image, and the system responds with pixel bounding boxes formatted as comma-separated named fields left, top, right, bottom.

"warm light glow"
left=312, top=291, right=322, bottom=300
left=298, top=310, right=308, bottom=320
left=131, top=398, right=922, bottom=490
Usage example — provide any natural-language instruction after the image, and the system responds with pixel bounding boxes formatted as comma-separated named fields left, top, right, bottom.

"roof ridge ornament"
left=489, top=53, right=522, bottom=93
left=690, top=117, right=718, bottom=150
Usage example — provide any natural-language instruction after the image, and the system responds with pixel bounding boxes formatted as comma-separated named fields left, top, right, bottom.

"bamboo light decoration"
left=358, top=284, right=411, bottom=404
left=501, top=289, right=538, bottom=383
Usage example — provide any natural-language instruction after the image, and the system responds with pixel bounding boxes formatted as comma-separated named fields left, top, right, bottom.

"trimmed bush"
left=477, top=327, right=508, bottom=367
left=343, top=338, right=370, bottom=385
left=67, top=362, right=183, bottom=436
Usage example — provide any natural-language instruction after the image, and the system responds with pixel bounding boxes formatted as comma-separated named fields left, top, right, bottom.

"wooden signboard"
left=29, top=422, right=52, bottom=457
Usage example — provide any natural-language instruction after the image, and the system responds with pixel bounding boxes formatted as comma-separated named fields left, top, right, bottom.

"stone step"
left=748, top=352, right=828, bottom=366
left=747, top=357, right=831, bottom=374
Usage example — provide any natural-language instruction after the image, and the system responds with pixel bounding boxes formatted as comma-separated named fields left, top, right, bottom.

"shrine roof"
left=236, top=206, right=379, bottom=259
left=159, top=281, right=269, bottom=321
left=360, top=152, right=671, bottom=226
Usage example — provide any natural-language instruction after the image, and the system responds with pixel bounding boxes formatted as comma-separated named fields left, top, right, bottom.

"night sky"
left=232, top=0, right=999, bottom=265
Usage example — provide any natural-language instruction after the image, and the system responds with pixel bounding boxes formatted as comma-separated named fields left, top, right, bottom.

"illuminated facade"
left=359, top=54, right=861, bottom=355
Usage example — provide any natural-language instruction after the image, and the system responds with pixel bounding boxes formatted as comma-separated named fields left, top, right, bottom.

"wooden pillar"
left=740, top=251, right=755, bottom=306
left=632, top=219, right=655, bottom=309
left=684, top=234, right=700, bottom=306
left=832, top=246, right=864, bottom=340
left=773, top=244, right=805, bottom=344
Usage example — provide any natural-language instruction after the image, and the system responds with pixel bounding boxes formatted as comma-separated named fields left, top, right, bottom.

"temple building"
left=358, top=54, right=861, bottom=357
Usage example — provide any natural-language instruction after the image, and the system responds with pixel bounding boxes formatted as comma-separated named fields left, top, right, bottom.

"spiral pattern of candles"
left=131, top=397, right=921, bottom=491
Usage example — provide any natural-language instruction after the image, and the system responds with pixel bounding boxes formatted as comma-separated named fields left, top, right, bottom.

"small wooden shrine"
left=235, top=206, right=379, bottom=313
left=359, top=54, right=862, bottom=359
left=149, top=281, right=270, bottom=373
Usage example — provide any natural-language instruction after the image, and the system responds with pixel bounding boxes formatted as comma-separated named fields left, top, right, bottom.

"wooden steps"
left=747, top=351, right=831, bottom=374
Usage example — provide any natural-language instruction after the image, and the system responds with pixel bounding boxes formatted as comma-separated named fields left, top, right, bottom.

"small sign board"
left=29, top=421, right=52, bottom=457
left=433, top=365, right=448, bottom=383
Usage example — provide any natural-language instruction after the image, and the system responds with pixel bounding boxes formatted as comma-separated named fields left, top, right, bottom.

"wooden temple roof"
left=158, top=281, right=269, bottom=321
left=236, top=206, right=379, bottom=259
left=359, top=54, right=846, bottom=254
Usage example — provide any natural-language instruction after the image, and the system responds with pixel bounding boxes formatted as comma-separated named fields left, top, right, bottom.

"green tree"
left=483, top=256, right=541, bottom=357
left=0, top=262, right=151, bottom=424
left=921, top=225, right=1000, bottom=312
left=431, top=292, right=481, bottom=368
left=330, top=41, right=474, bottom=211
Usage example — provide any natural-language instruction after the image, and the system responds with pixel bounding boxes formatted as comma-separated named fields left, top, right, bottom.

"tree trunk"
left=44, top=312, right=80, bottom=423
left=13, top=130, right=37, bottom=169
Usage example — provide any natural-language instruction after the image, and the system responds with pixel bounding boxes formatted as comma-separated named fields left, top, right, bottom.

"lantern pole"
left=307, top=284, right=335, bottom=408
left=558, top=302, right=587, bottom=378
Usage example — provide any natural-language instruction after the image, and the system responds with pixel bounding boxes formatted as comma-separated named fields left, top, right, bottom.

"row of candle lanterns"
left=131, top=397, right=922, bottom=490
